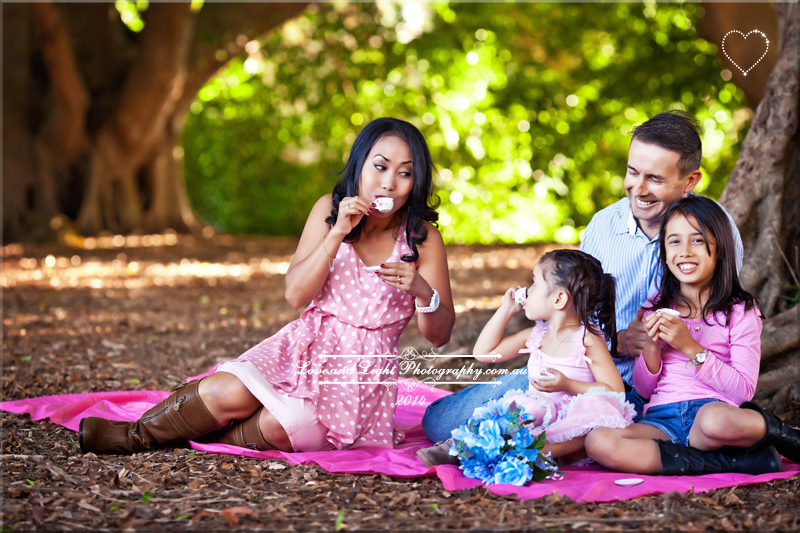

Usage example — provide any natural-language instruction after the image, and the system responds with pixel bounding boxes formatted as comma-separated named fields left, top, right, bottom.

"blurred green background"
left=179, top=1, right=748, bottom=244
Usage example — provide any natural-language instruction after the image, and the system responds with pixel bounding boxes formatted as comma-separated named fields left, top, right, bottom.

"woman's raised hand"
left=334, top=196, right=372, bottom=235
left=377, top=261, right=431, bottom=302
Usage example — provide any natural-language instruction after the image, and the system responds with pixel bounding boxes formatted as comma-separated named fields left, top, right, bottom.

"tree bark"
left=29, top=2, right=90, bottom=227
left=2, top=2, right=308, bottom=241
left=2, top=4, right=41, bottom=238
left=719, top=2, right=800, bottom=414
left=720, top=2, right=799, bottom=317
left=699, top=2, right=778, bottom=108
left=76, top=3, right=195, bottom=234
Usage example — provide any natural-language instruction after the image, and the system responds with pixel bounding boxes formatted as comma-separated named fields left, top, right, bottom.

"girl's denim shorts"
left=639, top=398, right=719, bottom=446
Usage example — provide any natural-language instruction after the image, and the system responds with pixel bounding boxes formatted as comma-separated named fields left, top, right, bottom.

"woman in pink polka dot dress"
left=79, top=118, right=455, bottom=455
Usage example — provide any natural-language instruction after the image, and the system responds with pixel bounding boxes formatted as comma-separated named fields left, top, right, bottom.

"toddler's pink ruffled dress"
left=216, top=235, right=415, bottom=452
left=504, top=322, right=635, bottom=443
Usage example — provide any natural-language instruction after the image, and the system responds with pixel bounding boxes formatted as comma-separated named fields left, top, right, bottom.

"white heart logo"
left=721, top=30, right=770, bottom=77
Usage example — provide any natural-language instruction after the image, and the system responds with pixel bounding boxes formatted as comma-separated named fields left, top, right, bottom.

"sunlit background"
left=115, top=1, right=750, bottom=245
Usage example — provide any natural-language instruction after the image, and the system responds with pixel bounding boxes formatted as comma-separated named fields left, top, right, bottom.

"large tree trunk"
left=76, top=3, right=195, bottom=234
left=2, top=2, right=308, bottom=241
left=719, top=2, right=799, bottom=417
left=2, top=4, right=43, bottom=239
left=699, top=2, right=778, bottom=108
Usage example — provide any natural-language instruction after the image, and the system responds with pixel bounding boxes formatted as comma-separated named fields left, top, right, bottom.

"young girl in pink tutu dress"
left=79, top=117, right=455, bottom=455
left=419, top=249, right=635, bottom=467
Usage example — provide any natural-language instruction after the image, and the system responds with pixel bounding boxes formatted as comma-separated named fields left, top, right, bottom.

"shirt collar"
left=616, top=198, right=657, bottom=242
left=626, top=207, right=638, bottom=236
left=610, top=198, right=635, bottom=236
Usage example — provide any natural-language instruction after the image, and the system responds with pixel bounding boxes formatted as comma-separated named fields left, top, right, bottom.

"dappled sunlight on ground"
left=2, top=254, right=292, bottom=290
left=2, top=234, right=572, bottom=314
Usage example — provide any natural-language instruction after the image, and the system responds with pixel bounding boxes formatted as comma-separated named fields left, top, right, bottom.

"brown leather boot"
left=416, top=438, right=459, bottom=467
left=79, top=381, right=222, bottom=454
left=197, top=408, right=276, bottom=451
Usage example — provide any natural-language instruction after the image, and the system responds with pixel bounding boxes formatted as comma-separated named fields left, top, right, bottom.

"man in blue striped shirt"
left=580, top=111, right=743, bottom=418
left=417, top=111, right=743, bottom=466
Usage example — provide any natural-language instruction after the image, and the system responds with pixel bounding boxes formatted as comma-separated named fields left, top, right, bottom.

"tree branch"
left=760, top=306, right=800, bottom=362
left=180, top=2, right=309, bottom=112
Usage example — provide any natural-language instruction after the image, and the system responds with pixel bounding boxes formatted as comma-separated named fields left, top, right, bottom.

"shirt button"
left=695, top=326, right=700, bottom=331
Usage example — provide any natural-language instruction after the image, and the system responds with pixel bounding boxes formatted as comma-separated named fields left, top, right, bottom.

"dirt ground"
left=2, top=234, right=799, bottom=531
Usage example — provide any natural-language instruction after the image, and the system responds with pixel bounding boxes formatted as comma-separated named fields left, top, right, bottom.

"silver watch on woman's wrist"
left=415, top=288, right=440, bottom=313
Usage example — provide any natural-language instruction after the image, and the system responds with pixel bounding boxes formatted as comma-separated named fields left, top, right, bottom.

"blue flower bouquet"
left=449, top=398, right=562, bottom=486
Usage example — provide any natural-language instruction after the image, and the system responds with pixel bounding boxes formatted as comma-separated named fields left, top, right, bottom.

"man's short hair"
left=630, top=111, right=703, bottom=177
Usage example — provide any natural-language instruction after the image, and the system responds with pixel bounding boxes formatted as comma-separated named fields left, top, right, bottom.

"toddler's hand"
left=499, top=287, right=523, bottom=315
left=530, top=368, right=565, bottom=392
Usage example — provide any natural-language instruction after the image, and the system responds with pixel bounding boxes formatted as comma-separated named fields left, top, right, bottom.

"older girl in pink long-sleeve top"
left=584, top=195, right=799, bottom=476
left=632, top=295, right=760, bottom=414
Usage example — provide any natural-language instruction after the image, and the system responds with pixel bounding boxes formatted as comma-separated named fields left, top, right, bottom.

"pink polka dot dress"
left=217, top=233, right=415, bottom=451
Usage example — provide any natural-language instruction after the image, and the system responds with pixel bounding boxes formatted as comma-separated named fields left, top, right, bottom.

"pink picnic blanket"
left=2, top=377, right=796, bottom=502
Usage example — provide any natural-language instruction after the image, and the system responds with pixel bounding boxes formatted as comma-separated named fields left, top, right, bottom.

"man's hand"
left=618, top=307, right=648, bottom=357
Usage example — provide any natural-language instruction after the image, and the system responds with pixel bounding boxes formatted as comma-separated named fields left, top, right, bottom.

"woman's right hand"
left=333, top=196, right=372, bottom=236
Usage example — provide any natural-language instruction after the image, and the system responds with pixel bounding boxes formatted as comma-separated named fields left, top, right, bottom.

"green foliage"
left=115, top=0, right=148, bottom=32
left=781, top=285, right=800, bottom=309
left=183, top=2, right=749, bottom=243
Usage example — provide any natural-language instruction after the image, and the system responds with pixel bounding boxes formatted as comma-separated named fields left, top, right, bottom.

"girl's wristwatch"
left=690, top=349, right=708, bottom=366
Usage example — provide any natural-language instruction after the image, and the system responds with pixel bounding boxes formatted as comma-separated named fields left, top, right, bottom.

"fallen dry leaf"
left=220, top=506, right=253, bottom=526
left=77, top=501, right=102, bottom=513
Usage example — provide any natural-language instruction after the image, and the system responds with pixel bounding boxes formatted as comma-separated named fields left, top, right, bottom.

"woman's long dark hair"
left=540, top=249, right=618, bottom=355
left=648, top=195, right=755, bottom=324
left=325, top=117, right=439, bottom=262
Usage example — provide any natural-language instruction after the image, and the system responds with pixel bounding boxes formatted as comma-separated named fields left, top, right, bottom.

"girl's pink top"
left=524, top=322, right=595, bottom=406
left=634, top=297, right=762, bottom=414
left=229, top=233, right=415, bottom=449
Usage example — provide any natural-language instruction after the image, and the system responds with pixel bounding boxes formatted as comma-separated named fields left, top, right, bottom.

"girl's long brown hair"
left=648, top=195, right=756, bottom=324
